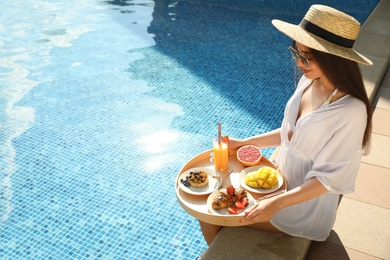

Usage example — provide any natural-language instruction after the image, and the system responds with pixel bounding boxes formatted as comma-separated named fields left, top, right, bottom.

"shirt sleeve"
left=304, top=98, right=367, bottom=194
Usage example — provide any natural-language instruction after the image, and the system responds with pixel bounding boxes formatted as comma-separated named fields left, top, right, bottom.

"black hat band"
left=299, top=19, right=355, bottom=48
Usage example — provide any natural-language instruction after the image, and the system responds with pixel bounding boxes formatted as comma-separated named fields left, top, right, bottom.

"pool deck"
left=306, top=0, right=390, bottom=259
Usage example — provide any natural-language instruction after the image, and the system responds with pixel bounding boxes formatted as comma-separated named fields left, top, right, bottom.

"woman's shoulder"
left=337, top=95, right=366, bottom=111
left=329, top=95, right=367, bottom=127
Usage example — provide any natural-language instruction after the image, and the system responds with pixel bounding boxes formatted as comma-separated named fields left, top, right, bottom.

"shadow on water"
left=102, top=0, right=378, bottom=137
left=127, top=0, right=298, bottom=136
left=103, top=0, right=133, bottom=6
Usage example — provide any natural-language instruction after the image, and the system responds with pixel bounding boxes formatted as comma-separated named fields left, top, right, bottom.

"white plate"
left=207, top=189, right=254, bottom=216
left=178, top=167, right=222, bottom=195
left=239, top=166, right=283, bottom=194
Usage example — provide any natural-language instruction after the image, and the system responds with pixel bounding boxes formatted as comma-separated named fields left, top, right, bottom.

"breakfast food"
left=212, top=186, right=247, bottom=209
left=237, top=145, right=262, bottom=166
left=245, top=166, right=278, bottom=189
left=185, top=170, right=209, bottom=187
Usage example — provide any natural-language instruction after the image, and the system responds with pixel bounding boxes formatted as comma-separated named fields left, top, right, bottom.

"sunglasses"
left=288, top=46, right=312, bottom=68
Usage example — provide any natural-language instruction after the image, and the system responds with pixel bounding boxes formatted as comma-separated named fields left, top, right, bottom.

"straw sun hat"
left=272, top=4, right=372, bottom=65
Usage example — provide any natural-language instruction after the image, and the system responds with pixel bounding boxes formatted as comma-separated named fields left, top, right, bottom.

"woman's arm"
left=239, top=177, right=328, bottom=223
left=228, top=128, right=282, bottom=151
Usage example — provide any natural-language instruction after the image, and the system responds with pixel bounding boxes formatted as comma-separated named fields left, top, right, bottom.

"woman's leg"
left=198, top=220, right=223, bottom=246
left=198, top=220, right=281, bottom=246
left=246, top=221, right=282, bottom=233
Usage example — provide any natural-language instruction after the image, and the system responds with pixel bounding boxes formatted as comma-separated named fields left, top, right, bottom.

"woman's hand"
left=239, top=178, right=330, bottom=224
left=239, top=198, right=278, bottom=223
left=228, top=137, right=246, bottom=151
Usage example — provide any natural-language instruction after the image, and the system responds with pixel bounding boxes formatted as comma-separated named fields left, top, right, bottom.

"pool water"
left=0, top=0, right=377, bottom=259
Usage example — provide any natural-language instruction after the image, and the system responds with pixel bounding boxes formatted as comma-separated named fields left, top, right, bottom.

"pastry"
left=188, top=170, right=209, bottom=188
left=212, top=186, right=247, bottom=209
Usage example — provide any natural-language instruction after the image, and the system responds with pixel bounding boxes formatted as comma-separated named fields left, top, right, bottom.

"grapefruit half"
left=236, top=145, right=262, bottom=166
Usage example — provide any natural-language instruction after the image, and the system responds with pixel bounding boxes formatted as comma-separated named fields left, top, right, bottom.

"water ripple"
left=0, top=0, right=98, bottom=221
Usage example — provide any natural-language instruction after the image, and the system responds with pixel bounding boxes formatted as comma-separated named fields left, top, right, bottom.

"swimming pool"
left=0, top=0, right=377, bottom=259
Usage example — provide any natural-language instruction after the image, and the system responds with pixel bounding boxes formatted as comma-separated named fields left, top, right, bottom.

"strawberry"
left=235, top=200, right=245, bottom=209
left=228, top=206, right=238, bottom=214
left=221, top=135, right=229, bottom=143
left=226, top=185, right=235, bottom=196
left=240, top=197, right=249, bottom=207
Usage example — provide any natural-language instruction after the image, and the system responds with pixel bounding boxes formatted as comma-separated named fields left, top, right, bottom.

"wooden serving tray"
left=175, top=149, right=286, bottom=226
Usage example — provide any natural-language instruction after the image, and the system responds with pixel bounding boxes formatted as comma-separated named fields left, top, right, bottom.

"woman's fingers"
left=239, top=203, right=259, bottom=223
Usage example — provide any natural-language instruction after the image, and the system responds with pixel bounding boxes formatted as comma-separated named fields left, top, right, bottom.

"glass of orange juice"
left=213, top=138, right=229, bottom=172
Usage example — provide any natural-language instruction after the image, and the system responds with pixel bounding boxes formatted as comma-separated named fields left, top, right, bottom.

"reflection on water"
left=0, top=0, right=97, bottom=221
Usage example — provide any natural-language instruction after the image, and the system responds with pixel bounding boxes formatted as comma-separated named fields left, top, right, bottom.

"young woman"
left=199, top=4, right=373, bottom=245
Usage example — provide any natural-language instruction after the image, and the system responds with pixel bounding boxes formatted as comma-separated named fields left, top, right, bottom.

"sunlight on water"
left=139, top=130, right=181, bottom=153
left=0, top=53, right=38, bottom=221
left=0, top=0, right=102, bottom=221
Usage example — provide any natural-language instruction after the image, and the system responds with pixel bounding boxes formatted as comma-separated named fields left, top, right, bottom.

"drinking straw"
left=218, top=122, right=221, bottom=145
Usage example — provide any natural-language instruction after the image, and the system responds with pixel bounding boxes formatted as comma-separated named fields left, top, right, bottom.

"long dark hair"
left=309, top=47, right=373, bottom=154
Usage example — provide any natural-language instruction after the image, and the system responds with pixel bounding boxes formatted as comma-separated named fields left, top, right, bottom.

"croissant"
left=245, top=167, right=278, bottom=189
left=212, top=187, right=247, bottom=209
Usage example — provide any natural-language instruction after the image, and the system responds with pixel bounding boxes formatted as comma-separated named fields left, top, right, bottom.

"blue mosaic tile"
left=0, top=0, right=378, bottom=259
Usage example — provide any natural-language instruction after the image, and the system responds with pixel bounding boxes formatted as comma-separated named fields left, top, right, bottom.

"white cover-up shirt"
left=270, top=75, right=366, bottom=241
